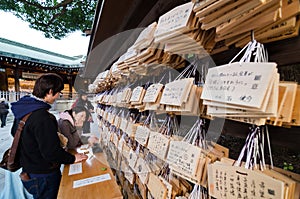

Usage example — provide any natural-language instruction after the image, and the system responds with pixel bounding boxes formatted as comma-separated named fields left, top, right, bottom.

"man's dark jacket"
left=11, top=96, right=75, bottom=174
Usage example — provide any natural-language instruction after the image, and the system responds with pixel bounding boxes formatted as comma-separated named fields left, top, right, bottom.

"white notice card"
left=73, top=173, right=111, bottom=188
left=68, top=163, right=82, bottom=176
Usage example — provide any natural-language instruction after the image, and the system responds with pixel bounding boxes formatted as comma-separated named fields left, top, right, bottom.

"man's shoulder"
left=30, top=109, right=55, bottom=120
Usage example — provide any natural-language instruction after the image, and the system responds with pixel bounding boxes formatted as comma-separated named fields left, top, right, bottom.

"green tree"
left=0, top=0, right=97, bottom=39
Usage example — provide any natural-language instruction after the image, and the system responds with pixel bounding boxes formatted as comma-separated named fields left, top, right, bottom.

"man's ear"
left=48, top=89, right=54, bottom=95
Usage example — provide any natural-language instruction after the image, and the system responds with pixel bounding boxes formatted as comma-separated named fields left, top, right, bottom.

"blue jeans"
left=21, top=171, right=61, bottom=199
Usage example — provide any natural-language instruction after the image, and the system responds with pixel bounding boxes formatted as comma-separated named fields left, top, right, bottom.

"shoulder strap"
left=8, top=112, right=32, bottom=165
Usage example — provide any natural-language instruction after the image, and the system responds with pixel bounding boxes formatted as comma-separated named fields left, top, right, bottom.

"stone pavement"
left=0, top=109, right=99, bottom=192
left=0, top=111, right=14, bottom=191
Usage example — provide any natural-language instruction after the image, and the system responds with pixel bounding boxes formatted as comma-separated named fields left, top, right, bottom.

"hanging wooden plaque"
left=130, top=86, right=144, bottom=102
left=135, top=125, right=151, bottom=146
left=147, top=173, right=168, bottom=199
left=135, top=157, right=151, bottom=185
left=154, top=2, right=195, bottom=39
left=208, top=161, right=285, bottom=199
left=275, top=82, right=297, bottom=123
left=147, top=131, right=170, bottom=160
left=202, top=62, right=277, bottom=109
left=128, top=149, right=139, bottom=170
left=143, top=83, right=164, bottom=103
left=160, top=78, right=194, bottom=106
left=121, top=160, right=135, bottom=185
left=166, top=141, right=202, bottom=178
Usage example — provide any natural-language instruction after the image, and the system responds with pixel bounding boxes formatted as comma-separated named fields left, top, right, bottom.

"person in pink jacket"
left=57, top=106, right=87, bottom=149
left=58, top=106, right=99, bottom=150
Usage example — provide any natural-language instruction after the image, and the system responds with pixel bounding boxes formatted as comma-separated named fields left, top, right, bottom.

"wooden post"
left=67, top=75, right=73, bottom=99
left=14, top=68, right=20, bottom=92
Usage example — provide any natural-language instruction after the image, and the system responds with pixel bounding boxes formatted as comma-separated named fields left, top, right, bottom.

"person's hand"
left=74, top=153, right=88, bottom=163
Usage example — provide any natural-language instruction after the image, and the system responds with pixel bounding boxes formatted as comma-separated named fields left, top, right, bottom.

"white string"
left=266, top=126, right=274, bottom=169
left=175, top=62, right=195, bottom=80
left=230, top=40, right=268, bottom=64
left=229, top=41, right=252, bottom=64
left=235, top=129, right=256, bottom=166
left=240, top=40, right=257, bottom=63
left=245, top=135, right=255, bottom=169
left=260, top=129, right=266, bottom=170
left=188, top=184, right=205, bottom=199
left=183, top=120, right=198, bottom=144
left=158, top=73, right=167, bottom=83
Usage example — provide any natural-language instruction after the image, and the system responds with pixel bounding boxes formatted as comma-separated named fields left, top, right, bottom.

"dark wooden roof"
left=84, top=0, right=189, bottom=78
left=84, top=0, right=300, bottom=79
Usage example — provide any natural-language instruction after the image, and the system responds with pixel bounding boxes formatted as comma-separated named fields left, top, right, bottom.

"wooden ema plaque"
left=143, top=83, right=164, bottom=103
left=134, top=157, right=151, bottom=185
left=202, top=62, right=277, bottom=109
left=201, top=0, right=264, bottom=30
left=147, top=131, right=170, bottom=160
left=130, top=86, right=144, bottom=102
left=128, top=149, right=138, bottom=170
left=208, top=161, right=285, bottom=199
left=135, top=125, right=151, bottom=146
left=269, top=82, right=298, bottom=126
left=160, top=78, right=194, bottom=106
left=154, top=2, right=195, bottom=40
left=206, top=73, right=279, bottom=117
left=289, top=85, right=300, bottom=126
left=147, top=173, right=168, bottom=199
left=166, top=85, right=203, bottom=116
left=133, top=22, right=157, bottom=50
left=121, top=160, right=135, bottom=185
left=166, top=141, right=202, bottom=180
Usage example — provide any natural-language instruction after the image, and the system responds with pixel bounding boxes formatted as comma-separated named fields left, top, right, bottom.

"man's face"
left=44, top=90, right=60, bottom=104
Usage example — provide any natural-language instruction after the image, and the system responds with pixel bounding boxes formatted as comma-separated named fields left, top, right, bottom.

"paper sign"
left=73, top=173, right=111, bottom=188
left=69, top=163, right=83, bottom=176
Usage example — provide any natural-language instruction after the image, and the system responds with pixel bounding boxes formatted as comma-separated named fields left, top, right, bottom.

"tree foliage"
left=0, top=0, right=97, bottom=39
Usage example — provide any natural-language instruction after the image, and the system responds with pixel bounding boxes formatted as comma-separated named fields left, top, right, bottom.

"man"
left=0, top=97, right=9, bottom=128
left=11, top=73, right=87, bottom=199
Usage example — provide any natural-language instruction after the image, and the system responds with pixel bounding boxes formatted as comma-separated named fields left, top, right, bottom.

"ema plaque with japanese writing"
left=208, top=161, right=284, bottom=199
left=201, top=62, right=277, bottom=109
left=160, top=78, right=194, bottom=106
left=166, top=141, right=201, bottom=178
left=154, top=2, right=194, bottom=39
